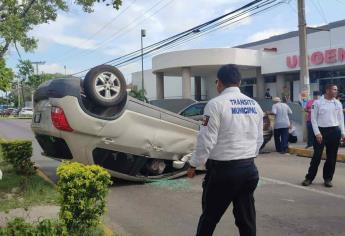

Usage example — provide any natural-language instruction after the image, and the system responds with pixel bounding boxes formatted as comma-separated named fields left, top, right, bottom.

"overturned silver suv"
left=31, top=65, right=198, bottom=181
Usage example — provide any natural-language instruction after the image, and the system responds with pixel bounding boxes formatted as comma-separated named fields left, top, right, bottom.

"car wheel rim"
left=94, top=72, right=121, bottom=100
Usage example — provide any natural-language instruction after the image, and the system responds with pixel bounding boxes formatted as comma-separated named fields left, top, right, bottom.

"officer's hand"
left=187, top=167, right=196, bottom=178
left=316, top=134, right=323, bottom=144
left=342, top=134, right=345, bottom=141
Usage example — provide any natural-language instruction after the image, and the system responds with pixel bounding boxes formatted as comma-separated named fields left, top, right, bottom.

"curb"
left=288, top=146, right=345, bottom=162
left=36, top=168, right=56, bottom=186
left=36, top=168, right=115, bottom=236
left=101, top=223, right=114, bottom=236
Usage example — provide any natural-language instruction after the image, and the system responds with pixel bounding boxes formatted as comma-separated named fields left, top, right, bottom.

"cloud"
left=246, top=28, right=291, bottom=43
left=25, top=0, right=252, bottom=75
left=30, top=15, right=99, bottom=50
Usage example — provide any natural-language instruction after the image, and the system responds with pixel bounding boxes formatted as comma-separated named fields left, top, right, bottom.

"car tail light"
left=51, top=106, right=73, bottom=132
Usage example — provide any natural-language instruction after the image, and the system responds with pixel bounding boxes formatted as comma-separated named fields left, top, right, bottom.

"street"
left=1, top=119, right=345, bottom=235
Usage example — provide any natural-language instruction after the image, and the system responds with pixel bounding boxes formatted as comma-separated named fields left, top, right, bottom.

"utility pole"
left=298, top=0, right=309, bottom=142
left=141, top=29, right=146, bottom=91
left=30, top=61, right=45, bottom=108
left=31, top=61, right=45, bottom=75
left=298, top=0, right=309, bottom=97
left=17, top=77, right=21, bottom=108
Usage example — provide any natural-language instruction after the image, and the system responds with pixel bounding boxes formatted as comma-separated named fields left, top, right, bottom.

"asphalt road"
left=1, top=119, right=345, bottom=236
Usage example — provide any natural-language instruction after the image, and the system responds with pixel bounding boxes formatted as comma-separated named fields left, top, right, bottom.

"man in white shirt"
left=271, top=97, right=292, bottom=154
left=302, top=84, right=345, bottom=187
left=187, top=64, right=263, bottom=236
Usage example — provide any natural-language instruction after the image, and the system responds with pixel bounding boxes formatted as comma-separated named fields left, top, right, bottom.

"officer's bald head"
left=217, top=64, right=241, bottom=87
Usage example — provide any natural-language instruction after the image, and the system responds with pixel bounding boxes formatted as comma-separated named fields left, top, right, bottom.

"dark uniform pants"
left=197, top=158, right=259, bottom=236
left=306, top=121, right=315, bottom=147
left=306, top=126, right=341, bottom=181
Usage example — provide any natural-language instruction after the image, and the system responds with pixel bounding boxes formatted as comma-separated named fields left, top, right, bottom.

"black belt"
left=207, top=158, right=254, bottom=168
left=319, top=126, right=339, bottom=130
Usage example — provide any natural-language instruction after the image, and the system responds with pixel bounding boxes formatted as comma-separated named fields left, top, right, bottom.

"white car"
left=31, top=65, right=198, bottom=182
left=19, top=107, right=33, bottom=117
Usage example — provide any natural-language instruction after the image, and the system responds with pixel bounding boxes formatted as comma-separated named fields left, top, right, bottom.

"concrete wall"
left=248, top=25, right=345, bottom=74
left=132, top=70, right=207, bottom=100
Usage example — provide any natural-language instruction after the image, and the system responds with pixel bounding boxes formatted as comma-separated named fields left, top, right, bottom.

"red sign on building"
left=286, top=48, right=345, bottom=68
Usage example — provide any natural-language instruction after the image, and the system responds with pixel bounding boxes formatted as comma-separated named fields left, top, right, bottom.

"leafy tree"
left=0, top=0, right=123, bottom=57
left=0, top=58, right=14, bottom=92
left=17, top=59, right=34, bottom=79
left=8, top=83, right=32, bottom=107
left=26, top=73, right=64, bottom=88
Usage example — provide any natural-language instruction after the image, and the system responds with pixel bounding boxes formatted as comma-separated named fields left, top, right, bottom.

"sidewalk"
left=288, top=143, right=345, bottom=162
left=0, top=205, right=59, bottom=226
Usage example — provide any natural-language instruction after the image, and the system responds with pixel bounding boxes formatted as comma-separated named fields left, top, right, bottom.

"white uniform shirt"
left=271, top=102, right=292, bottom=129
left=189, top=87, right=264, bottom=168
left=311, top=96, right=345, bottom=135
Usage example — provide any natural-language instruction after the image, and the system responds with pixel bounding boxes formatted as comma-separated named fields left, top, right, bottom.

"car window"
left=180, top=103, right=206, bottom=117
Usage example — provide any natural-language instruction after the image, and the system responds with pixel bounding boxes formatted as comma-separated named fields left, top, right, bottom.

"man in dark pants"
left=187, top=64, right=263, bottom=236
left=302, top=84, right=345, bottom=187
left=271, top=97, right=292, bottom=154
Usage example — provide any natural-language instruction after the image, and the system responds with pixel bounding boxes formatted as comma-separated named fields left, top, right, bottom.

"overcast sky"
left=5, top=0, right=345, bottom=82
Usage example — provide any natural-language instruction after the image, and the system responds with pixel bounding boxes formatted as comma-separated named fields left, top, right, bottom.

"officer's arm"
left=337, top=102, right=345, bottom=135
left=256, top=108, right=264, bottom=155
left=311, top=102, right=320, bottom=135
left=189, top=101, right=221, bottom=168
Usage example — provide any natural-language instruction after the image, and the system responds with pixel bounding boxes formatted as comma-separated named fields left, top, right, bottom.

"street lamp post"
left=141, top=29, right=146, bottom=91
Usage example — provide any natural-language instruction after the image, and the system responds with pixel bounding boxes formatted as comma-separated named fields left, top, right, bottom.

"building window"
left=264, top=76, right=276, bottom=83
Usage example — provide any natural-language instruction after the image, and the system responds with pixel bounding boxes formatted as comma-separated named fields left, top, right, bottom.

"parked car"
left=11, top=108, right=20, bottom=116
left=178, top=101, right=273, bottom=150
left=31, top=65, right=198, bottom=182
left=3, top=108, right=15, bottom=116
left=19, top=107, right=33, bottom=117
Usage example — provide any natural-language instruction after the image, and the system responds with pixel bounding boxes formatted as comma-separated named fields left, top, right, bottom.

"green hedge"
left=0, top=217, right=68, bottom=236
left=57, top=161, right=112, bottom=234
left=0, top=140, right=35, bottom=175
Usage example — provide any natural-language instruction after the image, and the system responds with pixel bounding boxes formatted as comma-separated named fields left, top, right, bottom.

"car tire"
left=84, top=65, right=127, bottom=107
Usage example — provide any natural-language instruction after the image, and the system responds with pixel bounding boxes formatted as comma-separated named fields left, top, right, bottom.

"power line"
left=70, top=0, right=281, bottom=76
left=114, top=0, right=284, bottom=69
left=73, top=0, right=278, bottom=76
left=309, top=0, right=328, bottom=24
left=52, top=0, right=138, bottom=62
left=106, top=0, right=276, bottom=66
left=316, top=0, right=328, bottom=23
left=109, top=0, right=281, bottom=67
left=73, top=0, right=176, bottom=61
left=55, top=0, right=172, bottom=63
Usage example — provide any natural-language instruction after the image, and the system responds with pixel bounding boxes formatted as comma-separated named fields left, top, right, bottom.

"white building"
left=132, top=19, right=345, bottom=102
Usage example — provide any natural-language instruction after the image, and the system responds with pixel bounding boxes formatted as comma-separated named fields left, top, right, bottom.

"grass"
left=0, top=147, right=59, bottom=212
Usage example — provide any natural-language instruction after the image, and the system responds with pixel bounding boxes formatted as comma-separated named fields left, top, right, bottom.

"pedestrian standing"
left=264, top=88, right=272, bottom=99
left=302, top=84, right=345, bottom=187
left=281, top=86, right=290, bottom=103
left=187, top=64, right=263, bottom=236
left=304, top=91, right=320, bottom=148
left=271, top=97, right=292, bottom=154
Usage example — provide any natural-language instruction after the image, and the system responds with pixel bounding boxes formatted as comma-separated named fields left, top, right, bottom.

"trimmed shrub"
left=0, top=140, right=35, bottom=175
left=0, top=217, right=68, bottom=236
left=57, top=161, right=112, bottom=235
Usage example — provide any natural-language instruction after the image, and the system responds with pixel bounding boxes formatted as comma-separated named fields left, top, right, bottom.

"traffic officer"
left=302, top=84, right=345, bottom=187
left=187, top=64, right=263, bottom=236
